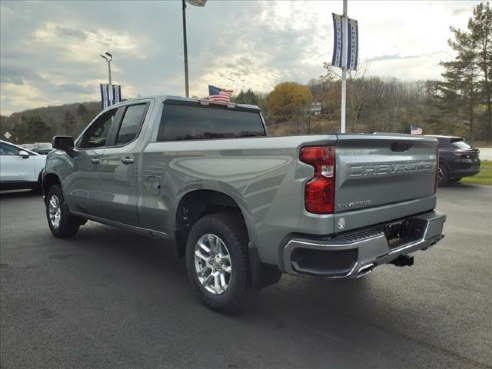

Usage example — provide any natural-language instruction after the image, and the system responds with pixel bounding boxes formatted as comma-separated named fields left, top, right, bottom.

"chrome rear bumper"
left=282, top=211, right=446, bottom=278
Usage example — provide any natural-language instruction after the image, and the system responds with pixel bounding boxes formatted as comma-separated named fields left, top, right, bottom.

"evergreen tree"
left=440, top=2, right=492, bottom=141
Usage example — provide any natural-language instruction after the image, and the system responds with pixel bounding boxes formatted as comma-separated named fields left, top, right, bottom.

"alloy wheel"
left=194, top=233, right=232, bottom=295
left=48, top=194, right=61, bottom=229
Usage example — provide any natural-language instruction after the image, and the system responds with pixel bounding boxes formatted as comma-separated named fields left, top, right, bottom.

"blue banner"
left=112, top=85, right=122, bottom=104
left=331, top=13, right=343, bottom=68
left=100, top=84, right=122, bottom=110
left=347, top=18, right=359, bottom=71
left=100, top=84, right=110, bottom=110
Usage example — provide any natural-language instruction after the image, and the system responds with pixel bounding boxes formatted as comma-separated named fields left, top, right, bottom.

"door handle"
left=121, top=157, right=135, bottom=165
left=91, top=158, right=100, bottom=164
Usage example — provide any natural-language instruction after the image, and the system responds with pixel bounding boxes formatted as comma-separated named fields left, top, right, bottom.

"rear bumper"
left=450, top=166, right=480, bottom=178
left=282, top=211, right=446, bottom=278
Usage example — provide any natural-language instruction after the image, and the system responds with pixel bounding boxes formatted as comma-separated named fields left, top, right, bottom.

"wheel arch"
left=42, top=172, right=62, bottom=199
left=174, top=189, right=251, bottom=258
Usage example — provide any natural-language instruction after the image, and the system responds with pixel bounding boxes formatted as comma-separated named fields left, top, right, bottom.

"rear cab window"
left=157, top=101, right=266, bottom=141
left=115, top=103, right=149, bottom=145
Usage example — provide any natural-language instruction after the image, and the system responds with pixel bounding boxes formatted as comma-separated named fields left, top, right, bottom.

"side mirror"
left=18, top=150, right=30, bottom=159
left=52, top=136, right=74, bottom=151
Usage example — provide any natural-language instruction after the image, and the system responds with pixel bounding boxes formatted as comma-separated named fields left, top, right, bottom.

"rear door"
left=334, top=134, right=438, bottom=230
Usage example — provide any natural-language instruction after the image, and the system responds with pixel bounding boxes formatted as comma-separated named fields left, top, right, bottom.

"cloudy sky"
left=0, top=0, right=479, bottom=116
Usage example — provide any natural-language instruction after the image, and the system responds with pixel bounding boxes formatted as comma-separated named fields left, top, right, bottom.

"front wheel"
left=46, top=185, right=80, bottom=238
left=185, top=213, right=257, bottom=313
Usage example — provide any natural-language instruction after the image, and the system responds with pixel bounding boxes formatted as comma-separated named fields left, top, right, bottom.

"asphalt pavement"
left=1, top=185, right=491, bottom=369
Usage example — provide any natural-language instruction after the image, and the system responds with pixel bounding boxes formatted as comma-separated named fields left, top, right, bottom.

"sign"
left=332, top=14, right=358, bottom=71
left=331, top=13, right=344, bottom=68
left=100, top=84, right=122, bottom=110
left=186, top=0, right=207, bottom=6
left=112, top=85, right=122, bottom=105
left=100, top=84, right=110, bottom=110
left=347, top=18, right=359, bottom=71
left=3, top=131, right=12, bottom=140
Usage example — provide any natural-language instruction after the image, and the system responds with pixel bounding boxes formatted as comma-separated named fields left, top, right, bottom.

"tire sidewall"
left=185, top=214, right=250, bottom=311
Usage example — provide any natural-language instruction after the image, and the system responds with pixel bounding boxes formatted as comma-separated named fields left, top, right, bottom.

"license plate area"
left=384, top=219, right=414, bottom=249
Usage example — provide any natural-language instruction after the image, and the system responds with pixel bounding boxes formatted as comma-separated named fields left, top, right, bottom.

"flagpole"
left=182, top=0, right=190, bottom=97
left=340, top=0, right=348, bottom=134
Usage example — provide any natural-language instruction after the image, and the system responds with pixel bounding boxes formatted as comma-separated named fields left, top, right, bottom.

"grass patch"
left=461, top=160, right=492, bottom=185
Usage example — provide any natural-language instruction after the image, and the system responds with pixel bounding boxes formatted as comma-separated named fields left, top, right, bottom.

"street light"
left=182, top=0, right=207, bottom=97
left=100, top=52, right=113, bottom=103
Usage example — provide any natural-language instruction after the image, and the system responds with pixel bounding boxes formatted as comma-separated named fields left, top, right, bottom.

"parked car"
left=427, top=135, right=481, bottom=185
left=0, top=140, right=46, bottom=192
left=32, top=142, right=53, bottom=155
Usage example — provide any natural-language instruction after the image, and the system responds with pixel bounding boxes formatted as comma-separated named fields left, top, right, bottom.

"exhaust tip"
left=357, top=263, right=375, bottom=278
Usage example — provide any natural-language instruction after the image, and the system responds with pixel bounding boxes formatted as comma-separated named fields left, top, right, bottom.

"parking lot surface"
left=1, top=184, right=491, bottom=369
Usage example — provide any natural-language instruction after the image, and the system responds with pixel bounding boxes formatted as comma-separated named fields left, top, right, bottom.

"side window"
left=0, top=143, right=20, bottom=156
left=115, top=104, right=148, bottom=145
left=78, top=108, right=118, bottom=149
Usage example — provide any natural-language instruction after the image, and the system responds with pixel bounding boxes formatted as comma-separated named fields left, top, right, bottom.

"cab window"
left=115, top=104, right=148, bottom=145
left=78, top=108, right=118, bottom=149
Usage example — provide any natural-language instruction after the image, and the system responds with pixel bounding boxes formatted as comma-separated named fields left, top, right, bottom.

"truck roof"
left=114, top=95, right=260, bottom=112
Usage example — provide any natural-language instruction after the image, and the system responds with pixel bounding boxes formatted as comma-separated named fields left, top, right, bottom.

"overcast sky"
left=0, top=0, right=479, bottom=116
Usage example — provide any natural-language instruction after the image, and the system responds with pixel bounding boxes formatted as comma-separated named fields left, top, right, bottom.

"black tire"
left=46, top=185, right=80, bottom=238
left=438, top=163, right=449, bottom=186
left=185, top=212, right=257, bottom=313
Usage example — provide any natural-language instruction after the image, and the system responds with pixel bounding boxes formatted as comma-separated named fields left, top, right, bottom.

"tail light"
left=300, top=146, right=335, bottom=214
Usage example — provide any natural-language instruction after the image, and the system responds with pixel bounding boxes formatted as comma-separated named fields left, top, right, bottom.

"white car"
left=0, top=140, right=46, bottom=192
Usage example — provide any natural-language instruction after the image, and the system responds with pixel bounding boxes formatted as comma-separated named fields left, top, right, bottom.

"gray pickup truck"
left=43, top=96, right=446, bottom=312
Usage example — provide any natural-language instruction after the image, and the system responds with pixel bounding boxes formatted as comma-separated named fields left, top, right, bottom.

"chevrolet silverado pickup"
left=43, top=96, right=446, bottom=312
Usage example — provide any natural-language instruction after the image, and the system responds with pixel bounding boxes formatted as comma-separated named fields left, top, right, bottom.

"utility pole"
left=181, top=0, right=206, bottom=98
left=182, top=0, right=189, bottom=97
left=340, top=0, right=348, bottom=134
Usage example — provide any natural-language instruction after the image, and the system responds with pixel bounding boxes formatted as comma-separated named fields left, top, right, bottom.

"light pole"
left=182, top=0, right=207, bottom=97
left=100, top=52, right=113, bottom=103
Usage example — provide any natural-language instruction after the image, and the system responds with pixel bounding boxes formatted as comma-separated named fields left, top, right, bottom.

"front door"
left=65, top=107, right=121, bottom=217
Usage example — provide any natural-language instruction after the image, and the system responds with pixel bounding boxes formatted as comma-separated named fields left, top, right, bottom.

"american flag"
left=410, top=124, right=423, bottom=135
left=209, top=85, right=233, bottom=104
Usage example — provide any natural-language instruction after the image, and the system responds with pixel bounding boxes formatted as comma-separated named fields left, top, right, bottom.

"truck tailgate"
left=334, top=134, right=438, bottom=227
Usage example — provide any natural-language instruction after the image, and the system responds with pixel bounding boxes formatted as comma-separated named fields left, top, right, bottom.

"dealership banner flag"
left=100, top=84, right=122, bottom=109
left=112, top=85, right=122, bottom=105
left=100, top=84, right=110, bottom=110
left=347, top=18, right=359, bottom=71
left=331, top=13, right=344, bottom=68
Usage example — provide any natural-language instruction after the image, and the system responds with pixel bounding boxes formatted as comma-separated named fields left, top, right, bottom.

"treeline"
left=0, top=102, right=100, bottom=143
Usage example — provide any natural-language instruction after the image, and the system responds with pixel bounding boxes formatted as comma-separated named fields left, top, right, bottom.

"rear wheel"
left=438, top=163, right=449, bottom=186
left=185, top=213, right=257, bottom=312
left=46, top=185, right=80, bottom=238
